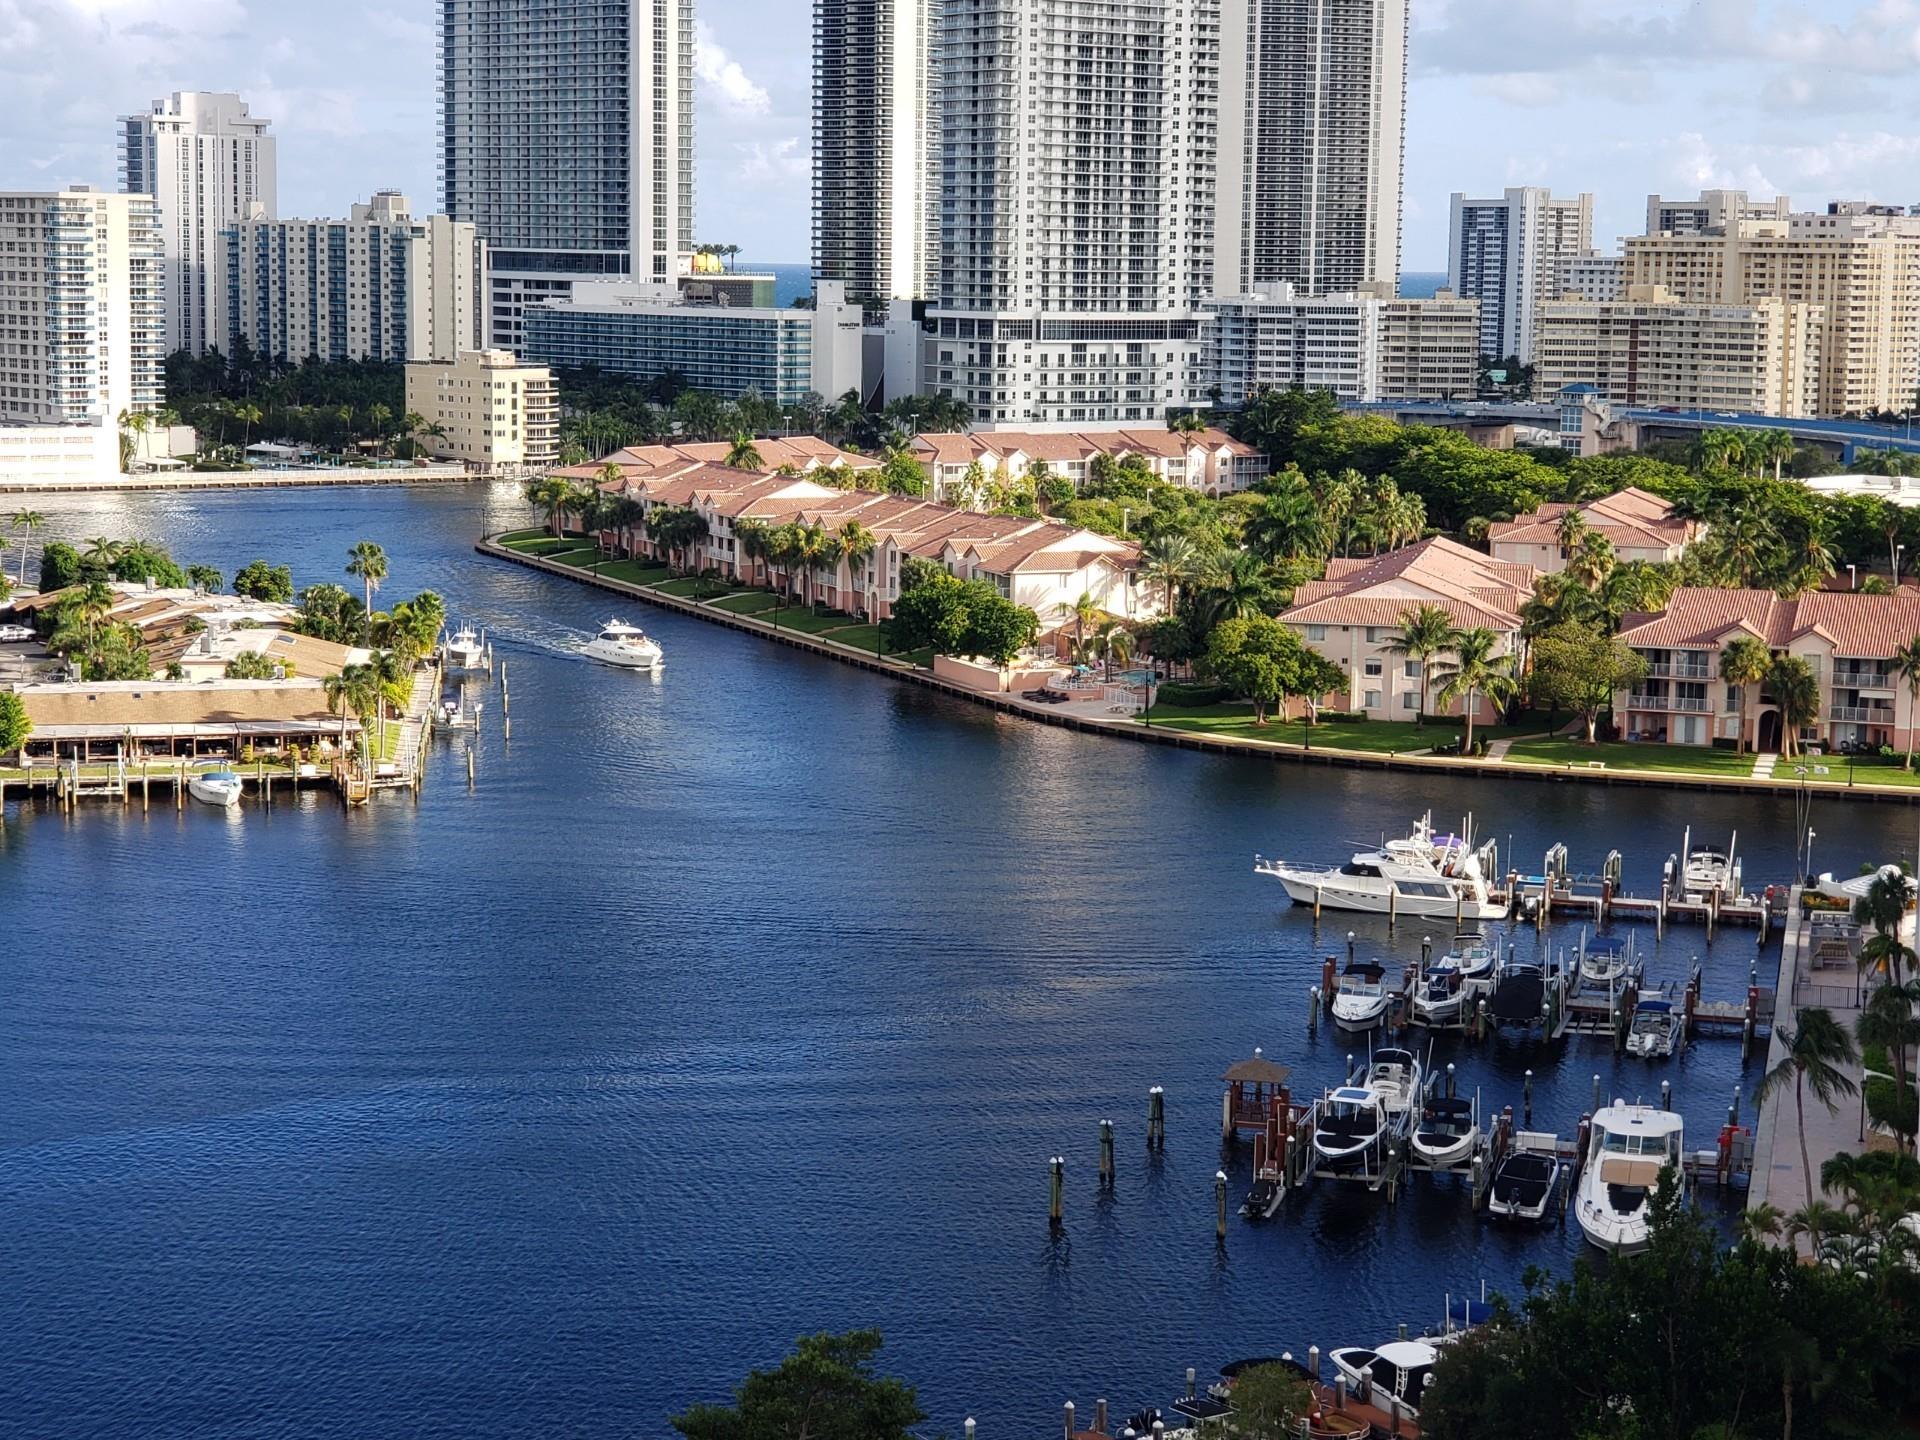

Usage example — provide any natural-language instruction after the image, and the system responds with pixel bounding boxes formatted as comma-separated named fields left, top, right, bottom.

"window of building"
left=1363, top=659, right=1382, bottom=677
left=1364, top=690, right=1382, bottom=710
left=1306, top=625, right=1327, bottom=642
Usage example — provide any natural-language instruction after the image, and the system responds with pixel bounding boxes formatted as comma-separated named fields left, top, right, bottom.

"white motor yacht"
left=1255, top=816, right=1504, bottom=920
left=1626, top=997, right=1683, bottom=1058
left=443, top=625, right=487, bottom=670
left=583, top=619, right=663, bottom=670
left=1328, top=1341, right=1441, bottom=1418
left=1410, top=1095, right=1479, bottom=1168
left=1575, top=1102, right=1685, bottom=1253
left=187, top=768, right=243, bottom=807
left=1330, top=961, right=1391, bottom=1030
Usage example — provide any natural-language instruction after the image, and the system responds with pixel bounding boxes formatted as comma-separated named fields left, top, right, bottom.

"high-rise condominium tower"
left=1447, top=187, right=1594, bottom=363
left=440, top=0, right=696, bottom=351
left=814, top=0, right=940, bottom=309
left=120, top=92, right=275, bottom=356
left=928, top=0, right=1217, bottom=425
left=1217, top=0, right=1408, bottom=296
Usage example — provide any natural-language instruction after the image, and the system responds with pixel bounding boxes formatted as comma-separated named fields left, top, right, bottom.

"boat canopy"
left=1423, top=1096, right=1474, bottom=1120
left=1636, top=998, right=1672, bottom=1014
left=1343, top=961, right=1387, bottom=980
left=1588, top=935, right=1628, bottom=955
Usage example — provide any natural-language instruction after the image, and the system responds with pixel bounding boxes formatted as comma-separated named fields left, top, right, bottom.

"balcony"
left=1830, top=704, right=1896, bottom=724
left=1833, top=666, right=1894, bottom=691
left=1630, top=692, right=1710, bottom=713
left=1641, top=659, right=1713, bottom=680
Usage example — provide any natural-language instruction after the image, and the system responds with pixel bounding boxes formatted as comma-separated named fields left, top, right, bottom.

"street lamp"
left=1899, top=545, right=1908, bottom=588
left=1807, top=826, right=1818, bottom=886
left=1848, top=564, right=1858, bottom=591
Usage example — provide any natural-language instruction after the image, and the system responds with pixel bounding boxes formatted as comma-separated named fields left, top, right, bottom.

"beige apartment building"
left=405, top=350, right=558, bottom=472
left=1534, top=285, right=1824, bottom=417
left=1625, top=213, right=1920, bottom=416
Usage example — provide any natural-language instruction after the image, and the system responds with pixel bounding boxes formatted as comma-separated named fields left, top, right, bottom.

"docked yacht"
left=187, top=769, right=243, bottom=807
left=1327, top=1341, right=1440, bottom=1418
left=1626, top=997, right=1683, bottom=1058
left=1311, top=1049, right=1423, bottom=1172
left=1575, top=1102, right=1686, bottom=1253
left=1254, top=815, right=1504, bottom=920
left=443, top=624, right=487, bottom=671
left=1410, top=1095, right=1479, bottom=1168
left=583, top=619, right=663, bottom=670
left=1487, top=1139, right=1563, bottom=1223
left=1411, top=931, right=1500, bottom=1026
left=1579, top=932, right=1637, bottom=988
left=1330, top=960, right=1391, bottom=1031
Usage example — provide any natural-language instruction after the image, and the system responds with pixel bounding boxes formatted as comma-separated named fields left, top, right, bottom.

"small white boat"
left=583, top=618, right=663, bottom=669
left=1487, top=1139, right=1563, bottom=1223
left=1312, top=1048, right=1423, bottom=1173
left=187, top=769, right=244, bottom=807
left=1255, top=814, right=1505, bottom=921
left=1626, top=996, right=1682, bottom=1058
left=1443, top=930, right=1498, bottom=981
left=1412, top=931, right=1499, bottom=1026
left=1410, top=1095, right=1479, bottom=1168
left=1330, top=960, right=1390, bottom=1031
left=1328, top=1340, right=1440, bottom=1418
left=1576, top=1101, right=1685, bottom=1254
left=444, top=625, right=487, bottom=670
left=1579, top=932, right=1636, bottom=988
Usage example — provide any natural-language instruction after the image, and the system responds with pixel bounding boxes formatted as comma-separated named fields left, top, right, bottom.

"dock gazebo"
left=1222, top=1050, right=1292, bottom=1139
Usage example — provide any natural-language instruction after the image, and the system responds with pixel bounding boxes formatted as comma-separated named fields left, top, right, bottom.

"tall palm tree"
left=1429, top=627, right=1518, bottom=751
left=1567, top=531, right=1615, bottom=591
left=1091, top=618, right=1134, bottom=679
left=345, top=541, right=389, bottom=628
left=1894, top=636, right=1920, bottom=770
left=1383, top=604, right=1461, bottom=726
left=10, top=510, right=45, bottom=589
left=522, top=475, right=577, bottom=536
left=1755, top=1008, right=1859, bottom=1235
left=1750, top=427, right=1796, bottom=481
left=1857, top=981, right=1920, bottom=1155
left=1201, top=552, right=1275, bottom=628
left=724, top=432, right=765, bottom=471
left=1554, top=507, right=1588, bottom=559
left=1767, top=655, right=1820, bottom=758
left=1140, top=533, right=1199, bottom=615
left=1719, top=636, right=1773, bottom=756
left=233, top=402, right=263, bottom=449
left=835, top=521, right=878, bottom=613
left=1053, top=591, right=1104, bottom=648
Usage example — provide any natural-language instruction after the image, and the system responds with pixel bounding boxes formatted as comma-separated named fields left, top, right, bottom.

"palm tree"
left=366, top=402, right=394, bottom=456
left=1054, top=591, right=1104, bottom=648
left=1243, top=484, right=1330, bottom=561
left=1894, top=637, right=1920, bottom=769
left=1853, top=869, right=1916, bottom=983
left=83, top=536, right=124, bottom=570
left=1567, top=531, right=1615, bottom=590
left=1857, top=981, right=1920, bottom=1154
left=523, top=475, right=578, bottom=536
left=835, top=521, right=878, bottom=613
left=735, top=517, right=772, bottom=586
left=345, top=541, right=388, bottom=628
left=116, top=408, right=151, bottom=471
left=1755, top=1009, right=1859, bottom=1239
left=724, top=432, right=765, bottom=471
left=233, top=402, right=263, bottom=450
left=1767, top=655, right=1820, bottom=758
left=1201, top=551, right=1275, bottom=628
left=1430, top=627, right=1517, bottom=751
left=1719, top=636, right=1773, bottom=756
left=1140, top=533, right=1199, bottom=615
left=1737, top=1201, right=1783, bottom=1244
left=1554, top=507, right=1588, bottom=559
left=1750, top=427, right=1797, bottom=481
left=1091, top=618, right=1134, bottom=679
left=10, top=510, right=44, bottom=589
left=1384, top=604, right=1461, bottom=726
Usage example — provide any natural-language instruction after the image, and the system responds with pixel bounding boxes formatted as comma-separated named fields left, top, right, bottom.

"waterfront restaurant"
left=9, top=679, right=359, bottom=767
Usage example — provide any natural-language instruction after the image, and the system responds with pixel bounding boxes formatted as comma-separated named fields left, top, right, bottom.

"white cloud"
left=735, top=137, right=808, bottom=184
left=696, top=22, right=770, bottom=115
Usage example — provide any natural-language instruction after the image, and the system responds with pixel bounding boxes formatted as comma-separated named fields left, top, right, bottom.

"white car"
left=0, top=623, right=33, bottom=642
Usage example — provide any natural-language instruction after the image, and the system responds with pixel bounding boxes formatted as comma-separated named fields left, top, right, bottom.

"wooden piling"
left=1147, top=1086, right=1165, bottom=1150
left=1099, top=1119, right=1114, bottom=1185
left=1215, top=1170, right=1228, bottom=1240
left=1313, top=884, right=1323, bottom=920
left=1048, top=1156, right=1064, bottom=1226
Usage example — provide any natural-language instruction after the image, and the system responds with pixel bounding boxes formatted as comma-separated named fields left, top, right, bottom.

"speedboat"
left=1580, top=932, right=1636, bottom=988
left=1313, top=1048, right=1423, bottom=1173
left=1330, top=961, right=1390, bottom=1030
left=443, top=625, right=487, bottom=670
left=1626, top=997, right=1682, bottom=1058
left=1255, top=815, right=1504, bottom=920
left=1487, top=953, right=1547, bottom=1028
left=1487, top=1141, right=1563, bottom=1222
left=187, top=769, right=243, bottom=807
left=1443, top=930, right=1497, bottom=981
left=583, top=618, right=663, bottom=669
left=1410, top=965, right=1469, bottom=1026
left=1575, top=1101, right=1685, bottom=1253
left=1683, top=845, right=1734, bottom=898
left=1410, top=1095, right=1479, bottom=1168
left=1327, top=1340, right=1440, bottom=1418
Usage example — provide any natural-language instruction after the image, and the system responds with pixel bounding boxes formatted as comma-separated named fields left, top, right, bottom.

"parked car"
left=0, top=623, right=34, bottom=642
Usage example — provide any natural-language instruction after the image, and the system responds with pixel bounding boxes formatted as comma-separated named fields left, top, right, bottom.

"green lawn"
left=709, top=590, right=783, bottom=615
left=545, top=547, right=607, bottom=569
left=1138, top=704, right=1537, bottom=754
left=496, top=528, right=550, bottom=545
left=1501, top=738, right=1758, bottom=776
left=816, top=623, right=891, bottom=654
left=765, top=607, right=857, bottom=635
left=651, top=576, right=731, bottom=599
left=502, top=535, right=581, bottom=556
left=1798, top=755, right=1920, bottom=788
left=593, top=559, right=672, bottom=586
left=890, top=647, right=934, bottom=669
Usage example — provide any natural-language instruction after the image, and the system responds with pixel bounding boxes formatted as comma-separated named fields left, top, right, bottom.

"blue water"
left=2, top=484, right=1909, bottom=1437
left=1400, top=270, right=1447, bottom=299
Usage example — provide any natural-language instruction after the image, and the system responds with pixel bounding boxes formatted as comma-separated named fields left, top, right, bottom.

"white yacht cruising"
left=1575, top=1102, right=1685, bottom=1253
left=1255, top=815, right=1503, bottom=920
left=583, top=619, right=663, bottom=670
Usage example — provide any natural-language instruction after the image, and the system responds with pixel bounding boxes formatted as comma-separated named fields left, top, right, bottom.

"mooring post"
left=1306, top=1346, right=1319, bottom=1380
left=1215, top=1170, right=1228, bottom=1240
left=1147, top=1086, right=1165, bottom=1150
left=1446, top=1061, right=1456, bottom=1099
left=1524, top=1069, right=1533, bottom=1124
left=965, top=1418, right=975, bottom=1440
left=1099, top=1119, right=1114, bottom=1186
left=1592, top=1073, right=1602, bottom=1114
left=1346, top=931, right=1356, bottom=964
left=467, top=746, right=476, bottom=789
left=1307, top=985, right=1319, bottom=1031
left=1420, top=935, right=1432, bottom=974
left=1049, top=1156, right=1064, bottom=1227
left=1313, top=884, right=1323, bottom=920
left=1730, top=1087, right=1741, bottom=1127
left=1063, top=1402, right=1074, bottom=1440
left=1661, top=1079, right=1671, bottom=1111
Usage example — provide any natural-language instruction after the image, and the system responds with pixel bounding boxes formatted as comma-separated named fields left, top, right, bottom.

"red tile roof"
left=1489, top=487, right=1695, bottom=553
left=1282, top=537, right=1536, bottom=631
left=1618, top=587, right=1920, bottom=658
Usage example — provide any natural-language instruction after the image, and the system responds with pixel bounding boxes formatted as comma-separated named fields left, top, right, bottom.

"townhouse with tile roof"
left=1279, top=537, right=1538, bottom=721
left=1614, top=587, right=1920, bottom=752
left=1488, top=487, right=1701, bottom=573
left=910, top=427, right=1268, bottom=502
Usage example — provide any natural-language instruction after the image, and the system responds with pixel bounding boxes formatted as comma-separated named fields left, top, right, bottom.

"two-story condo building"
left=910, top=427, right=1268, bottom=502
left=1488, top=488, right=1701, bottom=573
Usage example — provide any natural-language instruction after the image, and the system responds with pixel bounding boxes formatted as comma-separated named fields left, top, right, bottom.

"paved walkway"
left=1484, top=738, right=1515, bottom=761
left=1752, top=753, right=1778, bottom=779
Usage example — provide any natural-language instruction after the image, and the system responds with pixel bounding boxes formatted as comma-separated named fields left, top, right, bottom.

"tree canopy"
left=671, top=1331, right=924, bottom=1440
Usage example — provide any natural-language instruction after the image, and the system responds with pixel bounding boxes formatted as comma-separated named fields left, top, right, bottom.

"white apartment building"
left=1645, top=190, right=1791, bottom=237
left=1626, top=210, right=1920, bottom=416
left=1217, top=0, right=1408, bottom=296
left=120, top=92, right=275, bottom=357
left=1447, top=187, right=1593, bottom=363
left=1202, top=283, right=1478, bottom=403
left=1534, top=286, right=1824, bottom=418
left=441, top=0, right=695, bottom=353
left=926, top=0, right=1217, bottom=425
left=1558, top=252, right=1624, bottom=303
left=813, top=0, right=939, bottom=308
left=222, top=192, right=485, bottom=364
left=405, top=350, right=558, bottom=472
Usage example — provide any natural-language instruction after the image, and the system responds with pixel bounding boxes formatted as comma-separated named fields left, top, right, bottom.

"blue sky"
left=3, top=0, right=1914, bottom=270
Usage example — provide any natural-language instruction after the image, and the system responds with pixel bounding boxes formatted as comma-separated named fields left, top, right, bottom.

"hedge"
left=1158, top=681, right=1228, bottom=707
left=1867, top=1075, right=1918, bottom=1138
